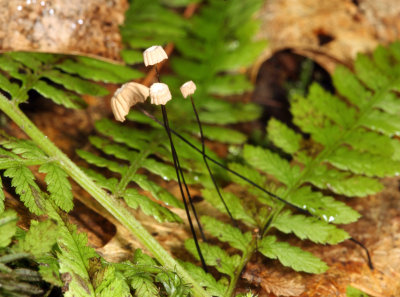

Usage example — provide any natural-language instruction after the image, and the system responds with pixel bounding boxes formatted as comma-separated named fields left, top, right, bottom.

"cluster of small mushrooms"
left=110, top=45, right=197, bottom=122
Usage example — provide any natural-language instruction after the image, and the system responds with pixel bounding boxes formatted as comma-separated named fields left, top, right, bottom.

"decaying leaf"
left=243, top=262, right=305, bottom=297
left=255, top=0, right=400, bottom=73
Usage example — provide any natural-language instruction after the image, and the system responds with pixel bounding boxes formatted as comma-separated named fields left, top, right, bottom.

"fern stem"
left=190, top=96, right=236, bottom=225
left=226, top=238, right=258, bottom=297
left=0, top=94, right=210, bottom=297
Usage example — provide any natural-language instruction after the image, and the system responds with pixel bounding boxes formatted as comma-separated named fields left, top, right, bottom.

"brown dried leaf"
left=255, top=0, right=400, bottom=73
left=243, top=262, right=306, bottom=297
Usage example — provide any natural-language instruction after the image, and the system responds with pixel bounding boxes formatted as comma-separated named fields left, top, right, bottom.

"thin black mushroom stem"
left=181, top=81, right=236, bottom=226
left=153, top=66, right=208, bottom=272
left=138, top=107, right=374, bottom=270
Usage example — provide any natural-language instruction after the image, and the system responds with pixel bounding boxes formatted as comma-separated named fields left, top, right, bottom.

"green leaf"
left=207, top=75, right=253, bottom=96
left=179, top=261, right=227, bottom=297
left=0, top=177, right=4, bottom=213
left=324, top=146, right=400, bottom=177
left=359, top=109, right=400, bottom=137
left=259, top=235, right=328, bottom=274
left=243, top=144, right=301, bottom=187
left=354, top=53, right=389, bottom=91
left=272, top=210, right=349, bottom=244
left=346, top=286, right=370, bottom=297
left=132, top=174, right=183, bottom=208
left=332, top=66, right=371, bottom=108
left=344, top=128, right=400, bottom=161
left=374, top=92, right=400, bottom=115
left=82, top=168, right=118, bottom=192
left=267, top=118, right=301, bottom=154
left=199, top=102, right=262, bottom=125
left=308, top=83, right=356, bottom=127
left=93, top=265, right=132, bottom=297
left=37, top=254, right=63, bottom=286
left=39, top=162, right=74, bottom=212
left=0, top=210, right=18, bottom=248
left=131, top=275, right=160, bottom=297
left=6, top=52, right=42, bottom=71
left=123, top=188, right=181, bottom=223
left=201, top=216, right=252, bottom=252
left=32, top=80, right=85, bottom=109
left=156, top=270, right=191, bottom=297
left=99, top=275, right=131, bottom=297
left=228, top=162, right=266, bottom=188
left=18, top=220, right=58, bottom=257
left=185, top=239, right=240, bottom=276
left=41, top=69, right=109, bottom=96
left=182, top=124, right=247, bottom=144
left=120, top=49, right=144, bottom=65
left=95, top=118, right=155, bottom=151
left=305, top=165, right=383, bottom=197
left=201, top=188, right=257, bottom=226
left=46, top=202, right=97, bottom=297
left=57, top=57, right=143, bottom=83
left=0, top=73, right=20, bottom=98
left=4, top=166, right=44, bottom=215
left=289, top=186, right=361, bottom=224
left=77, top=149, right=126, bottom=175
left=1, top=138, right=46, bottom=159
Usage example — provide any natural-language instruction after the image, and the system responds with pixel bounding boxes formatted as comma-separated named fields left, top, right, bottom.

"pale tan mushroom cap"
left=143, top=46, right=168, bottom=66
left=180, top=81, right=196, bottom=98
left=149, top=83, right=172, bottom=105
left=111, top=82, right=149, bottom=122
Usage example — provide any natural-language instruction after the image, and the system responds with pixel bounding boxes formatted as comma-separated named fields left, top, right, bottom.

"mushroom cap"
left=111, top=82, right=149, bottom=122
left=180, top=81, right=196, bottom=98
left=149, top=83, right=172, bottom=105
left=143, top=46, right=168, bottom=66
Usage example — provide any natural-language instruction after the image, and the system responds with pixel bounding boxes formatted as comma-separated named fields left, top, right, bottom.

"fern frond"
left=271, top=210, right=349, bottom=244
left=184, top=43, right=400, bottom=282
left=131, top=275, right=160, bottom=297
left=201, top=216, right=252, bottom=252
left=259, top=236, right=328, bottom=274
left=0, top=52, right=141, bottom=108
left=179, top=261, right=227, bottom=297
left=0, top=210, right=18, bottom=248
left=4, top=166, right=43, bottom=215
left=185, top=239, right=240, bottom=277
left=17, top=220, right=59, bottom=258
left=39, top=162, right=74, bottom=212
left=267, top=119, right=301, bottom=154
left=46, top=202, right=97, bottom=297
left=201, top=189, right=257, bottom=226
left=0, top=177, right=4, bottom=213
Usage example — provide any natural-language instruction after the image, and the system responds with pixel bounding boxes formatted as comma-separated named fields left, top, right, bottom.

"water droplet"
left=40, top=0, right=45, bottom=6
left=194, top=176, right=199, bottom=181
left=17, top=5, right=23, bottom=11
left=71, top=23, right=77, bottom=29
left=26, top=0, right=31, bottom=4
left=77, top=19, right=84, bottom=25
left=49, top=8, right=54, bottom=15
left=162, top=176, right=168, bottom=181
left=328, top=216, right=335, bottom=222
left=302, top=205, right=307, bottom=209
left=322, top=214, right=328, bottom=221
